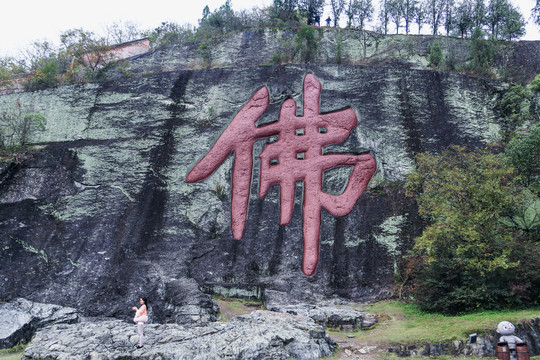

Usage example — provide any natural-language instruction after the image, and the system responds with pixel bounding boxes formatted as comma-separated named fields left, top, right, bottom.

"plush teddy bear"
left=497, top=321, right=523, bottom=360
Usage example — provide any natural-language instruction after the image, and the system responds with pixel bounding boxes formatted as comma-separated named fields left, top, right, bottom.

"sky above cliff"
left=0, top=0, right=538, bottom=58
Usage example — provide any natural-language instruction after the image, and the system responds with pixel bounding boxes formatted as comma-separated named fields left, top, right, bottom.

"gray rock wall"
left=0, top=33, right=524, bottom=320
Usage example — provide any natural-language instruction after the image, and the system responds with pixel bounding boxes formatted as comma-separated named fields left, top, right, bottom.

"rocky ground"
left=214, top=298, right=384, bottom=360
left=22, top=311, right=336, bottom=360
left=2, top=297, right=384, bottom=360
left=4, top=298, right=540, bottom=359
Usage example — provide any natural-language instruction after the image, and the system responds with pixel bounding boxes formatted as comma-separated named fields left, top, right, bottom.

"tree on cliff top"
left=425, top=0, right=445, bottom=34
left=298, top=0, right=326, bottom=24
left=533, top=0, right=540, bottom=27
left=271, top=0, right=300, bottom=26
left=468, top=27, right=495, bottom=75
left=454, top=0, right=475, bottom=37
left=487, top=0, right=526, bottom=40
left=330, top=0, right=347, bottom=27
left=345, top=0, right=375, bottom=30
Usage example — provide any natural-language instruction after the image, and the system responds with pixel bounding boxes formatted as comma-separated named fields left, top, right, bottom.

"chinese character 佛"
left=186, top=74, right=376, bottom=276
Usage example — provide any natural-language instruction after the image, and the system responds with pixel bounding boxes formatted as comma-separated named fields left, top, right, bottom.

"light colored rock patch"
left=374, top=215, right=406, bottom=273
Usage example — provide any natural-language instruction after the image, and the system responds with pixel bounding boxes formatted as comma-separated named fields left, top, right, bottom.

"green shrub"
left=428, top=40, right=443, bottom=68
left=469, top=27, right=495, bottom=75
left=269, top=35, right=294, bottom=65
left=498, top=83, right=532, bottom=139
left=27, top=59, right=59, bottom=90
left=294, top=25, right=319, bottom=63
left=505, top=123, right=540, bottom=189
left=405, top=146, right=540, bottom=314
left=198, top=41, right=213, bottom=68
left=529, top=74, right=540, bottom=92
left=0, top=101, right=47, bottom=152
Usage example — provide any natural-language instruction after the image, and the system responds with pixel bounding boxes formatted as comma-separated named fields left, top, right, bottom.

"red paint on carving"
left=186, top=74, right=376, bottom=276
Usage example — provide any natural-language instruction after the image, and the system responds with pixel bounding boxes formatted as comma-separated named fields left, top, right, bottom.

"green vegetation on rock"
left=0, top=99, right=46, bottom=156
left=405, top=145, right=540, bottom=314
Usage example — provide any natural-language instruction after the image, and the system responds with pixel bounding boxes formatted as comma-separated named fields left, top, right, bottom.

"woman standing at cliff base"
left=132, top=297, right=148, bottom=348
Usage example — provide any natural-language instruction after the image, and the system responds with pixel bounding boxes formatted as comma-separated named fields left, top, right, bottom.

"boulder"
left=0, top=298, right=79, bottom=349
left=22, top=310, right=336, bottom=360
left=268, top=303, right=378, bottom=331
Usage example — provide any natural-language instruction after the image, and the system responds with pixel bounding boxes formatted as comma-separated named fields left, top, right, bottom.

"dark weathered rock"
left=0, top=298, right=79, bottom=349
left=0, top=31, right=538, bottom=321
left=22, top=311, right=336, bottom=360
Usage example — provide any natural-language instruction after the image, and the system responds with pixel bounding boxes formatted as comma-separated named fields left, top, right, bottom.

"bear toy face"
left=497, top=321, right=516, bottom=336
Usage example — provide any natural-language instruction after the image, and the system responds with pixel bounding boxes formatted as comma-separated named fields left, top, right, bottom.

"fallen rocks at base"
left=268, top=304, right=378, bottom=331
left=22, top=310, right=336, bottom=360
left=0, top=298, right=79, bottom=349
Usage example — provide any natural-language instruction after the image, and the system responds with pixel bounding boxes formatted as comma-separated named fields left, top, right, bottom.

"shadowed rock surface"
left=22, top=311, right=336, bottom=360
left=0, top=299, right=79, bottom=349
left=0, top=30, right=538, bottom=323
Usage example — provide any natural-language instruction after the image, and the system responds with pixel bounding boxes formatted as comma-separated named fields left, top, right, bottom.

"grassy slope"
left=326, top=300, right=540, bottom=359
left=360, top=301, right=540, bottom=345
left=213, top=296, right=264, bottom=322
left=0, top=355, right=21, bottom=360
left=0, top=345, right=24, bottom=360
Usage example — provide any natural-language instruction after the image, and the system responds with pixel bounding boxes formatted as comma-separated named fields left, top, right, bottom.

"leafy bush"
left=500, top=190, right=540, bottom=231
left=26, top=59, right=60, bottom=90
left=269, top=35, right=294, bottom=65
left=405, top=146, right=540, bottom=314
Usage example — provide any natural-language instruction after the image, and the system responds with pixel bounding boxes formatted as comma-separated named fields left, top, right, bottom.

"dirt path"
left=323, top=308, right=407, bottom=360
left=214, top=298, right=397, bottom=360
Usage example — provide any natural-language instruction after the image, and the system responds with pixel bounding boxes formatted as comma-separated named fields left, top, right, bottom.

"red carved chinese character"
left=186, top=74, right=376, bottom=276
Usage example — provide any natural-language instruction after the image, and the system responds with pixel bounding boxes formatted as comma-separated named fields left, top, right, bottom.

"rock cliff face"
left=1, top=29, right=537, bottom=321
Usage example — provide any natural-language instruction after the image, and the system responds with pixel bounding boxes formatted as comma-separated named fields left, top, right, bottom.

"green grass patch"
left=0, top=343, right=26, bottom=360
left=377, top=354, right=540, bottom=360
left=0, top=354, right=22, bottom=360
left=358, top=300, right=540, bottom=345
left=213, top=296, right=264, bottom=322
